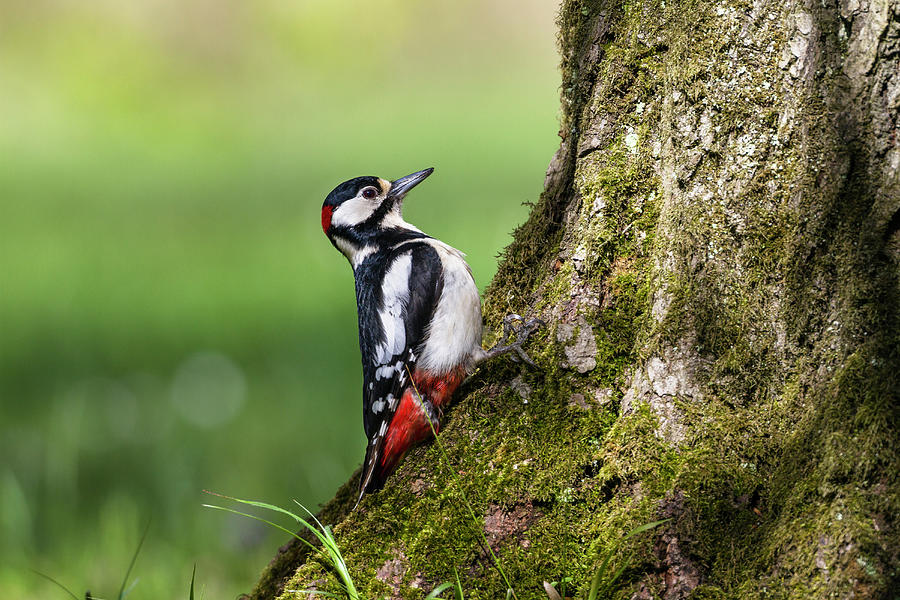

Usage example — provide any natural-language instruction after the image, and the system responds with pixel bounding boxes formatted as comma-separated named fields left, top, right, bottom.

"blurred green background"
left=0, top=0, right=560, bottom=597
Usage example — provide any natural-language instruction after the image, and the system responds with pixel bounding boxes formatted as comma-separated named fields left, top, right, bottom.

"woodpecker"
left=321, top=167, right=540, bottom=505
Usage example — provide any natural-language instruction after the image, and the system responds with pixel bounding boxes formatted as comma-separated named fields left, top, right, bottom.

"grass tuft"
left=203, top=491, right=359, bottom=600
left=587, top=519, right=668, bottom=600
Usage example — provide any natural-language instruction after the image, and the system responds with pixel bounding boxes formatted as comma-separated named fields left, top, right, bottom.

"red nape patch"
left=321, top=205, right=333, bottom=233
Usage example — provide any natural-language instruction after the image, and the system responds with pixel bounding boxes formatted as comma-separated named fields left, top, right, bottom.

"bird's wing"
left=357, top=243, right=443, bottom=501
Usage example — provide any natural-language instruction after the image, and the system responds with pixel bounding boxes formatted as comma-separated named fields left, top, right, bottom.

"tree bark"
left=248, top=1, right=899, bottom=598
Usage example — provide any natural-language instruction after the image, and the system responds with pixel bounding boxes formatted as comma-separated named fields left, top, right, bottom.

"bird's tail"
left=354, top=427, right=413, bottom=508
left=355, top=388, right=441, bottom=508
left=356, top=441, right=385, bottom=508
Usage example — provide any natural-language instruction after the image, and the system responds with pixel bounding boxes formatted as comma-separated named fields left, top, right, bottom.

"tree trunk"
left=248, top=1, right=899, bottom=598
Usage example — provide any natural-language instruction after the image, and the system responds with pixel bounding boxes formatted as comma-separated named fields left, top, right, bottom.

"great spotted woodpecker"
left=321, top=168, right=540, bottom=505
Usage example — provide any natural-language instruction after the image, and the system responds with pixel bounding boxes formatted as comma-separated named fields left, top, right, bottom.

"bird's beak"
left=389, top=168, right=434, bottom=199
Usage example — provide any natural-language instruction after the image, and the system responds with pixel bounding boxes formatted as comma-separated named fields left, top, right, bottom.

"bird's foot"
left=483, top=314, right=544, bottom=367
left=420, top=399, right=442, bottom=433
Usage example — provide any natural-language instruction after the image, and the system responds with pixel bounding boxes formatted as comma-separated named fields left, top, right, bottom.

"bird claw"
left=421, top=399, right=442, bottom=432
left=485, top=314, right=544, bottom=367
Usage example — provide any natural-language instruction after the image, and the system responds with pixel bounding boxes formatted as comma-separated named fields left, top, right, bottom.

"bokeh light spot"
left=170, top=352, right=246, bottom=428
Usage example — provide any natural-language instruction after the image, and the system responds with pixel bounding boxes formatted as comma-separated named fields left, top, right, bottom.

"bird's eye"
left=361, top=187, right=378, bottom=199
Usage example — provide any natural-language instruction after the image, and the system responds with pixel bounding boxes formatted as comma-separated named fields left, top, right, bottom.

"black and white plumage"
left=321, top=168, right=538, bottom=505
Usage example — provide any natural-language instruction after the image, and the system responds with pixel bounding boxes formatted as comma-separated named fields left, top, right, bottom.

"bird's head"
left=321, top=168, right=433, bottom=262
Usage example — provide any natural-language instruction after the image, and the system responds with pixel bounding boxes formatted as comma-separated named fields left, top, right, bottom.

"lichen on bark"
left=246, top=1, right=899, bottom=598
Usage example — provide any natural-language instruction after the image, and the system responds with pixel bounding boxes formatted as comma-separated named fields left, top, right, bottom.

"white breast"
left=417, top=239, right=485, bottom=374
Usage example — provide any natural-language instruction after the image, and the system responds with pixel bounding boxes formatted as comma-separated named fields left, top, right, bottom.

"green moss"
left=251, top=1, right=900, bottom=598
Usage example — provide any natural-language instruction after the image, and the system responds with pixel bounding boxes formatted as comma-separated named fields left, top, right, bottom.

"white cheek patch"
left=331, top=197, right=377, bottom=228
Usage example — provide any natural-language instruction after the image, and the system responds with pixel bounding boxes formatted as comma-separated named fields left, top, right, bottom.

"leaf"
left=543, top=581, right=562, bottom=600
left=425, top=582, right=454, bottom=599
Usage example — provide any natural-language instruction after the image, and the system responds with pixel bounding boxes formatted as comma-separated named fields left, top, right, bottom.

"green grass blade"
left=453, top=567, right=465, bottom=600
left=189, top=565, right=196, bottom=600
left=215, top=492, right=359, bottom=600
left=203, top=504, right=321, bottom=556
left=621, top=519, right=669, bottom=541
left=587, top=565, right=602, bottom=600
left=30, top=570, right=80, bottom=600
left=293, top=499, right=328, bottom=532
left=309, top=521, right=358, bottom=599
left=592, top=547, right=615, bottom=594
left=425, top=582, right=454, bottom=599
left=117, top=519, right=150, bottom=600
left=553, top=577, right=572, bottom=597
left=121, top=578, right=140, bottom=599
left=205, top=494, right=358, bottom=600
left=204, top=491, right=331, bottom=548
left=605, top=552, right=634, bottom=590
left=589, top=519, right=670, bottom=598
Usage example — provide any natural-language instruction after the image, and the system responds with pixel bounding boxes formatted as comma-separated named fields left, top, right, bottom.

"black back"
left=355, top=240, right=444, bottom=440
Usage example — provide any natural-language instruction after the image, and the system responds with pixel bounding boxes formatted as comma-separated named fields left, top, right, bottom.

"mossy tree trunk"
left=248, top=1, right=899, bottom=598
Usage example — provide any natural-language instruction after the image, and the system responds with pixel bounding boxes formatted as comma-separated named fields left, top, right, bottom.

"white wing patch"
left=375, top=364, right=394, bottom=380
left=365, top=252, right=418, bottom=449
left=376, top=251, right=412, bottom=363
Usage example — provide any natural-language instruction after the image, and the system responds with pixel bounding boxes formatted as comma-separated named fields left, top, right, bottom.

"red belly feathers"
left=378, top=367, right=466, bottom=477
